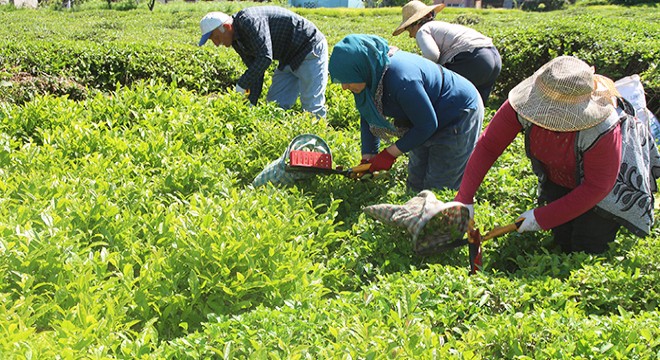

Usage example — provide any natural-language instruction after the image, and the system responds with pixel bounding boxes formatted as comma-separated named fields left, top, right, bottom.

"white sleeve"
left=416, top=27, right=441, bottom=63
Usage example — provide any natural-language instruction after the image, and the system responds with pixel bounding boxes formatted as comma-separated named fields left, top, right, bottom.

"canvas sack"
left=364, top=190, right=469, bottom=256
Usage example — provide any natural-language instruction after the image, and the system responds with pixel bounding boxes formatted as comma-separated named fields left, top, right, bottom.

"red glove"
left=369, top=149, right=396, bottom=172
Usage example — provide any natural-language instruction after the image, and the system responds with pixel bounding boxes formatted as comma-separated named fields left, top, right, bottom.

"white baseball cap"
left=199, top=12, right=231, bottom=46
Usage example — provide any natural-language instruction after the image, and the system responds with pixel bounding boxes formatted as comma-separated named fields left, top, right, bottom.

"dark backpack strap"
left=617, top=96, right=636, bottom=118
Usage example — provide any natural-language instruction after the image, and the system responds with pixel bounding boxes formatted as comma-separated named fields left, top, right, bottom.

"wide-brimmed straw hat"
left=392, top=0, right=445, bottom=36
left=509, top=56, right=619, bottom=132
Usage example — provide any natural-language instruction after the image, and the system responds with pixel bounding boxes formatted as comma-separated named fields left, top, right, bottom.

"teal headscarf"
left=329, top=34, right=395, bottom=131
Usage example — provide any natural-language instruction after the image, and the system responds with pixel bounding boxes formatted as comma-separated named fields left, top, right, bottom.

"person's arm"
left=416, top=27, right=441, bottom=63
left=235, top=18, right=273, bottom=105
left=534, top=125, right=622, bottom=229
left=454, top=100, right=522, bottom=204
left=360, top=117, right=380, bottom=159
left=391, top=80, right=439, bottom=153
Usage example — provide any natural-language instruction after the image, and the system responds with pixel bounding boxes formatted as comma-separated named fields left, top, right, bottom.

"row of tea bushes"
left=0, top=5, right=657, bottom=111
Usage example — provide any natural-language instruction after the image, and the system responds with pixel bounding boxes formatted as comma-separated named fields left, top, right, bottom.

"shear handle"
left=350, top=163, right=371, bottom=173
left=345, top=163, right=371, bottom=178
left=482, top=219, right=525, bottom=241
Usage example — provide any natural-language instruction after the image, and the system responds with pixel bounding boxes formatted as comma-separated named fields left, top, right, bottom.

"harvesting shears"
left=332, top=163, right=388, bottom=180
left=286, top=150, right=387, bottom=180
left=466, top=218, right=524, bottom=274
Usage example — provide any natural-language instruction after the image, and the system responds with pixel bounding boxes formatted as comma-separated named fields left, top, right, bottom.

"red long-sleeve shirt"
left=455, top=100, right=622, bottom=230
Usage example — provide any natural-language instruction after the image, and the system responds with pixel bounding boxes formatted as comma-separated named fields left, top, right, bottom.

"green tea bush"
left=1, top=5, right=657, bottom=112
left=488, top=12, right=659, bottom=111
left=0, top=69, right=91, bottom=105
left=0, top=82, right=342, bottom=346
left=2, top=72, right=660, bottom=360
left=578, top=0, right=657, bottom=4
left=0, top=40, right=243, bottom=97
left=520, top=0, right=571, bottom=11
left=1, top=3, right=660, bottom=358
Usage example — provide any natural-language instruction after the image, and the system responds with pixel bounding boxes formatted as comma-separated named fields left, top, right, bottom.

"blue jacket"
left=361, top=50, right=481, bottom=154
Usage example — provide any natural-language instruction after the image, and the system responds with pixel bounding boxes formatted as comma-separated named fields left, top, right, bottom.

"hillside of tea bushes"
left=0, top=1, right=659, bottom=358
left=0, top=2, right=658, bottom=111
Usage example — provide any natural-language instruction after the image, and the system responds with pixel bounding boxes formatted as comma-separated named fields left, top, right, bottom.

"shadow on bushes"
left=0, top=71, right=92, bottom=105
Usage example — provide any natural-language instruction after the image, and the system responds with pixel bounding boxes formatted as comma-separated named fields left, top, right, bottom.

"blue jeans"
left=266, top=39, right=328, bottom=118
left=406, top=102, right=484, bottom=192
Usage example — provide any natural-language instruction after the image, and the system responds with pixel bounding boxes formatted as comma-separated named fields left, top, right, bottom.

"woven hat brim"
left=392, top=4, right=445, bottom=36
left=509, top=74, right=617, bottom=132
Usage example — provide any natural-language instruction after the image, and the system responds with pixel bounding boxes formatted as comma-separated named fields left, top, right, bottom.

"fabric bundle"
left=363, top=190, right=469, bottom=256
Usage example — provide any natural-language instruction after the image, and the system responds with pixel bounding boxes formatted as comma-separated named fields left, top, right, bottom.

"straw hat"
left=509, top=56, right=619, bottom=132
left=392, top=1, right=446, bottom=36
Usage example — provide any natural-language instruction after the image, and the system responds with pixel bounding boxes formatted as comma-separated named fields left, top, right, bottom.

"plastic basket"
left=253, top=134, right=333, bottom=187
left=289, top=150, right=332, bottom=169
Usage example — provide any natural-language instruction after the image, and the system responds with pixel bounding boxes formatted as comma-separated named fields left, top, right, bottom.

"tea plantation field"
left=0, top=1, right=659, bottom=358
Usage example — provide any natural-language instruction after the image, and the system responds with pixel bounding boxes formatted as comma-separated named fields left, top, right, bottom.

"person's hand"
left=516, top=209, right=541, bottom=233
left=369, top=149, right=397, bottom=172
